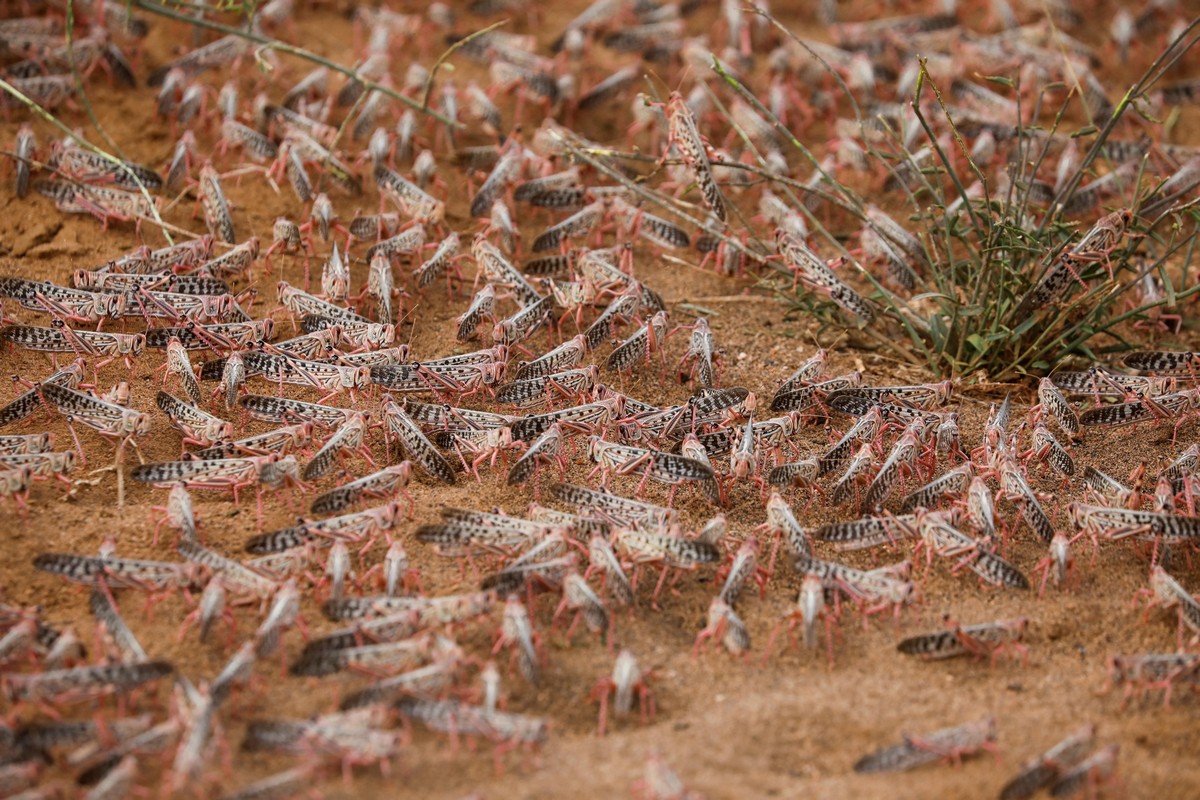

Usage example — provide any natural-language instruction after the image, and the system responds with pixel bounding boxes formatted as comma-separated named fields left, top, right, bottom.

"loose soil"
left=1, top=1, right=1199, bottom=798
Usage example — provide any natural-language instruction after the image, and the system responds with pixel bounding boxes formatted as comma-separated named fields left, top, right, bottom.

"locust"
left=1078, top=389, right=1199, bottom=429
left=396, top=697, right=547, bottom=752
left=1026, top=422, right=1075, bottom=477
left=1142, top=565, right=1200, bottom=639
left=2, top=325, right=145, bottom=372
left=814, top=513, right=922, bottom=552
left=4, top=662, right=175, bottom=704
left=769, top=372, right=863, bottom=413
left=303, top=412, right=373, bottom=481
left=400, top=400, right=515, bottom=433
left=417, top=508, right=558, bottom=558
left=322, top=592, right=494, bottom=630
left=556, top=570, right=609, bottom=637
left=1036, top=377, right=1080, bottom=439
left=370, top=359, right=500, bottom=398
left=303, top=608, right=427, bottom=661
left=239, top=394, right=353, bottom=429
left=1047, top=745, right=1120, bottom=798
left=54, top=144, right=161, bottom=191
left=1106, top=652, right=1200, bottom=707
left=160, top=337, right=200, bottom=407
left=71, top=270, right=225, bottom=295
left=470, top=142, right=525, bottom=218
left=457, top=285, right=496, bottom=342
left=0, top=433, right=54, bottom=455
left=999, top=724, right=1096, bottom=800
left=897, top=617, right=1029, bottom=664
left=375, top=164, right=445, bottom=224
left=613, top=525, right=722, bottom=601
left=33, top=552, right=197, bottom=591
left=998, top=455, right=1056, bottom=544
left=195, top=238, right=261, bottom=281
left=531, top=197, right=612, bottom=253
left=14, top=124, right=34, bottom=199
left=36, top=383, right=150, bottom=445
left=197, top=163, right=236, bottom=244
left=190, top=423, right=312, bottom=460
left=607, top=310, right=669, bottom=374
left=828, top=391, right=938, bottom=426
left=496, top=366, right=599, bottom=409
left=37, top=381, right=150, bottom=505
left=853, top=717, right=997, bottom=774
left=583, top=530, right=634, bottom=607
left=130, top=455, right=291, bottom=504
left=0, top=360, right=85, bottom=428
left=1069, top=503, right=1200, bottom=542
left=581, top=283, right=646, bottom=351
left=588, top=437, right=720, bottom=503
left=243, top=352, right=371, bottom=403
left=365, top=226, right=426, bottom=266
left=966, top=475, right=996, bottom=542
left=413, top=232, right=462, bottom=290
left=774, top=349, right=828, bottom=399
left=0, top=277, right=128, bottom=325
left=859, top=419, right=926, bottom=513
left=693, top=413, right=798, bottom=461
left=156, top=391, right=233, bottom=450
left=1122, top=350, right=1200, bottom=376
left=148, top=33, right=249, bottom=84
left=517, top=334, right=589, bottom=379
left=179, top=541, right=278, bottom=599
left=831, top=443, right=875, bottom=506
left=658, top=92, right=726, bottom=222
left=794, top=554, right=915, bottom=612
left=310, top=463, right=413, bottom=515
left=434, top=425, right=520, bottom=482
left=899, top=464, right=971, bottom=513
left=243, top=503, right=403, bottom=554
left=618, top=388, right=748, bottom=445
left=380, top=398, right=457, bottom=484
left=144, top=319, right=272, bottom=352
left=1021, top=208, right=1135, bottom=312
left=494, top=595, right=541, bottom=685
left=917, top=512, right=1031, bottom=590
left=775, top=229, right=873, bottom=322
left=767, top=457, right=821, bottom=491
left=131, top=286, right=239, bottom=325
left=759, top=489, right=812, bottom=569
left=494, top=295, right=552, bottom=346
left=35, top=179, right=162, bottom=227
left=0, top=449, right=75, bottom=481
left=277, top=282, right=372, bottom=329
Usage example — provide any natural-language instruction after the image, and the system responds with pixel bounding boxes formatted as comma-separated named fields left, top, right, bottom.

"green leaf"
left=1013, top=316, right=1039, bottom=336
left=929, top=314, right=947, bottom=351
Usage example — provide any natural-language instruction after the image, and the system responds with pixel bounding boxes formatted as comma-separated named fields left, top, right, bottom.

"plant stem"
left=130, top=0, right=459, bottom=127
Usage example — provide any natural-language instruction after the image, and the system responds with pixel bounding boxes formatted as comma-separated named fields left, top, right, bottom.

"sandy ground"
left=2, top=0, right=1200, bottom=798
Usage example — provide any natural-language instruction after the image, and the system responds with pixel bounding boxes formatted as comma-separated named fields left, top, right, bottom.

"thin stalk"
left=710, top=59, right=864, bottom=220
left=66, top=0, right=125, bottom=159
left=131, top=0, right=458, bottom=127
left=419, top=19, right=509, bottom=111
left=1048, top=17, right=1200, bottom=220
left=911, top=60, right=986, bottom=241
left=547, top=127, right=769, bottom=267
left=0, top=78, right=175, bottom=245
